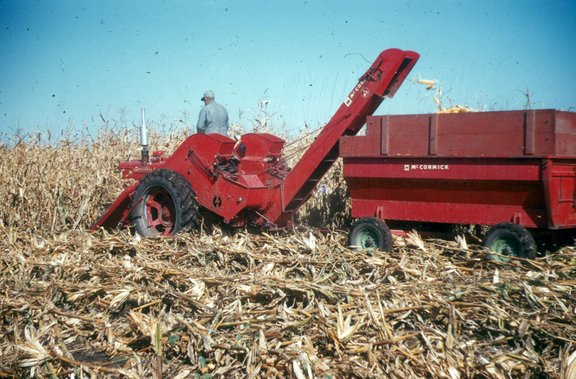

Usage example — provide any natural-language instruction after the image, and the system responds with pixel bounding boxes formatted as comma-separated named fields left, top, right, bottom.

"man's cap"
left=201, top=90, right=215, bottom=101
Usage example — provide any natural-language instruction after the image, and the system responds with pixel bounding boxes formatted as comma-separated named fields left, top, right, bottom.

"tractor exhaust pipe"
left=140, top=108, right=149, bottom=163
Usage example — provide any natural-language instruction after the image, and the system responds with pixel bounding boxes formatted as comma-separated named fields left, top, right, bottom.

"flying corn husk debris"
left=1, top=125, right=575, bottom=378
left=415, top=76, right=475, bottom=114
left=417, top=78, right=437, bottom=90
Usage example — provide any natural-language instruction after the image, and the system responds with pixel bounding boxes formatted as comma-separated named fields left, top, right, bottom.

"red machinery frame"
left=91, top=48, right=420, bottom=233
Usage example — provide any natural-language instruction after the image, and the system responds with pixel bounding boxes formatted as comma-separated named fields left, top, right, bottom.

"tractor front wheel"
left=348, top=217, right=393, bottom=252
left=130, top=169, right=198, bottom=237
left=482, top=222, right=537, bottom=260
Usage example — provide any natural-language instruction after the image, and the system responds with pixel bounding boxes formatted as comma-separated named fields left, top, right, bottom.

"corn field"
left=0, top=127, right=575, bottom=378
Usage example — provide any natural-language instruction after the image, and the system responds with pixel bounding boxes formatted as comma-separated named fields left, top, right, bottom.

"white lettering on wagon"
left=404, top=164, right=450, bottom=171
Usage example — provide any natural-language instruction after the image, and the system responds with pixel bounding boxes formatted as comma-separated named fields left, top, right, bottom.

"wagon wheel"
left=130, top=169, right=198, bottom=237
left=482, top=222, right=537, bottom=260
left=348, top=217, right=394, bottom=252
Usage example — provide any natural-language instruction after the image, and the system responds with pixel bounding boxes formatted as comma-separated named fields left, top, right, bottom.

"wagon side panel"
left=343, top=158, right=548, bottom=228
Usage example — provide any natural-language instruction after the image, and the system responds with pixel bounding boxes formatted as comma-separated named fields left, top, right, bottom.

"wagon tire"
left=482, top=222, right=537, bottom=260
left=130, top=169, right=198, bottom=237
left=348, top=217, right=393, bottom=252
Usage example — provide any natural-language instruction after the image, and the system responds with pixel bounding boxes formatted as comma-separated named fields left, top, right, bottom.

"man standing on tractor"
left=196, top=90, right=229, bottom=135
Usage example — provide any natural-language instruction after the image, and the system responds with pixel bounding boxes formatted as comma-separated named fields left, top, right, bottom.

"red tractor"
left=91, top=49, right=420, bottom=237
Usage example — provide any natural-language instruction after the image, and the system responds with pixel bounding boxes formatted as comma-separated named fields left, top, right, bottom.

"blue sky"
left=1, top=0, right=575, bottom=138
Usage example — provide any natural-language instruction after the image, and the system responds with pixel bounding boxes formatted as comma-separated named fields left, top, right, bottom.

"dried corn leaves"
left=1, top=227, right=575, bottom=378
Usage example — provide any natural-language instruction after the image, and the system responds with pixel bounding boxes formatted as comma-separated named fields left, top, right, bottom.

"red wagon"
left=341, top=109, right=576, bottom=258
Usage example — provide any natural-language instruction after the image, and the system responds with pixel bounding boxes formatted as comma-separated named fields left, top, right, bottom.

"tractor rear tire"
left=130, top=169, right=198, bottom=237
left=482, top=222, right=537, bottom=260
left=348, top=217, right=393, bottom=252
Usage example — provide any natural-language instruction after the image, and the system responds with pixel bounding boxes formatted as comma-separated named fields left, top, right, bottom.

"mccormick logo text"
left=344, top=79, right=367, bottom=107
left=404, top=164, right=450, bottom=171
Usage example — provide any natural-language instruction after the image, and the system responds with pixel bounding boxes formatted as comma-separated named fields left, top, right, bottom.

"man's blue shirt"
left=197, top=102, right=229, bottom=135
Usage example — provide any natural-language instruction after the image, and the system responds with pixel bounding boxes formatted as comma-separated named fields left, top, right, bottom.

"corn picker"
left=91, top=48, right=420, bottom=238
